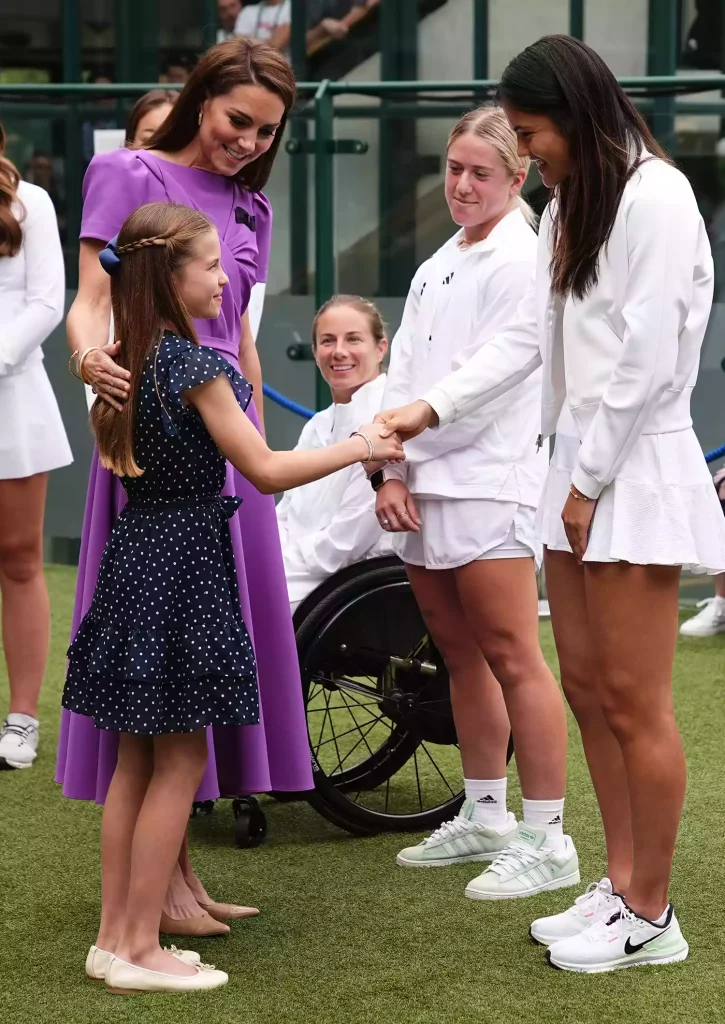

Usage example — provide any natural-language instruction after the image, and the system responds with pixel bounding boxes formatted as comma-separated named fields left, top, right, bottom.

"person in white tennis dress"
left=0, top=125, right=72, bottom=770
left=375, top=36, right=725, bottom=973
left=374, top=107, right=578, bottom=900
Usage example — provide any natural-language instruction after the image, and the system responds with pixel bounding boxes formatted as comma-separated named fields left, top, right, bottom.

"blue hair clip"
left=99, top=235, right=121, bottom=276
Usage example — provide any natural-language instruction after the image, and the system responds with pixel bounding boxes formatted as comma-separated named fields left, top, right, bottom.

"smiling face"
left=173, top=229, right=228, bottom=319
left=196, top=82, right=284, bottom=176
left=132, top=103, right=175, bottom=148
left=502, top=104, right=572, bottom=189
left=313, top=305, right=388, bottom=404
left=445, top=133, right=525, bottom=237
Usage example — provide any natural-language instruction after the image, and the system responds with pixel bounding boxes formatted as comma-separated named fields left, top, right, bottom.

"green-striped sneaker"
left=396, top=800, right=517, bottom=867
left=465, top=822, right=579, bottom=900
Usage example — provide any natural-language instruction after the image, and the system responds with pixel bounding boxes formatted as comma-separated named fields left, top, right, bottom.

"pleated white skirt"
left=537, top=425, right=725, bottom=574
left=0, top=363, right=73, bottom=479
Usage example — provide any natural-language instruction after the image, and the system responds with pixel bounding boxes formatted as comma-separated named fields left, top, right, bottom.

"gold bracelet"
left=77, top=346, right=100, bottom=383
left=68, top=351, right=83, bottom=381
left=350, top=430, right=375, bottom=463
left=569, top=484, right=591, bottom=502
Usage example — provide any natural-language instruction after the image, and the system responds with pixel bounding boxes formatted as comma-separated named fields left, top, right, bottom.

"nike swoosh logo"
left=624, top=929, right=669, bottom=955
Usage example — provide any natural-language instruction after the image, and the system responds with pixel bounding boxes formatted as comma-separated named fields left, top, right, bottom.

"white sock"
left=652, top=905, right=670, bottom=926
left=465, top=777, right=508, bottom=827
left=5, top=713, right=38, bottom=729
left=522, top=797, right=565, bottom=848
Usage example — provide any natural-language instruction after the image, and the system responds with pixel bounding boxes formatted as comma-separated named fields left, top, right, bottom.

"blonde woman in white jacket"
left=0, top=125, right=71, bottom=770
left=376, top=107, right=578, bottom=900
left=377, top=36, right=725, bottom=973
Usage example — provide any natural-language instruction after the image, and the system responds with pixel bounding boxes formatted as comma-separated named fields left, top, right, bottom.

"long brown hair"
left=125, top=89, right=177, bottom=147
left=0, top=123, right=24, bottom=258
left=499, top=36, right=668, bottom=299
left=146, top=37, right=296, bottom=192
left=92, top=202, right=215, bottom=478
left=447, top=106, right=536, bottom=227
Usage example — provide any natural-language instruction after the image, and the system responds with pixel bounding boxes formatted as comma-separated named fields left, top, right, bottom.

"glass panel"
left=0, top=0, right=63, bottom=83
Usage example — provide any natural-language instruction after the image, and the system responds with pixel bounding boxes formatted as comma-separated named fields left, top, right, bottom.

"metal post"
left=314, top=80, right=335, bottom=409
left=289, top=0, right=309, bottom=295
left=201, top=0, right=219, bottom=48
left=647, top=0, right=677, bottom=153
left=569, top=0, right=585, bottom=40
left=473, top=0, right=489, bottom=79
left=63, top=0, right=82, bottom=287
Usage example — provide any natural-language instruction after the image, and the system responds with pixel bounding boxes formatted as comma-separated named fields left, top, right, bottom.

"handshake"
left=358, top=399, right=440, bottom=535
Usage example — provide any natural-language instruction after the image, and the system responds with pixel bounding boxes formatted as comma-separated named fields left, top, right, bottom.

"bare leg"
left=585, top=562, right=685, bottom=920
left=0, top=474, right=49, bottom=719
left=96, top=734, right=154, bottom=952
left=455, top=557, right=567, bottom=799
left=406, top=564, right=510, bottom=780
left=715, top=573, right=725, bottom=599
left=164, top=832, right=257, bottom=923
left=545, top=549, right=633, bottom=893
left=115, top=730, right=209, bottom=976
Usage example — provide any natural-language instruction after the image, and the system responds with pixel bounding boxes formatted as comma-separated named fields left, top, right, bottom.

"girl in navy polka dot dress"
left=63, top=201, right=404, bottom=996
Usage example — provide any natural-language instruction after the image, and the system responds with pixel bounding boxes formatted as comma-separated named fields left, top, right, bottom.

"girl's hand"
left=358, top=422, right=406, bottom=463
left=80, top=341, right=131, bottom=411
left=561, top=488, right=597, bottom=563
left=374, top=400, right=438, bottom=441
left=376, top=480, right=422, bottom=533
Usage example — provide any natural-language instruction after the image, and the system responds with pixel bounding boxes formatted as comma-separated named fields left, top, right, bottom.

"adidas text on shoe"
left=396, top=800, right=517, bottom=867
left=530, top=878, right=621, bottom=945
left=547, top=902, right=689, bottom=973
left=465, top=823, right=580, bottom=900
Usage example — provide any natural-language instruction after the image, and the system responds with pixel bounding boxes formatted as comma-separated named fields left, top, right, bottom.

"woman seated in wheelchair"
left=276, top=295, right=395, bottom=614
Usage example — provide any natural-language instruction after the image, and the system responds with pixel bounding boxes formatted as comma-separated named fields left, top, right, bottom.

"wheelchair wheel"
left=295, top=557, right=512, bottom=836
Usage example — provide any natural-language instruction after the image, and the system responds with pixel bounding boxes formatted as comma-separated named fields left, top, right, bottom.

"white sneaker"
left=680, top=596, right=725, bottom=637
left=464, top=823, right=580, bottom=900
left=0, top=715, right=39, bottom=770
left=530, top=877, right=621, bottom=945
left=396, top=799, right=517, bottom=867
left=547, top=902, right=689, bottom=973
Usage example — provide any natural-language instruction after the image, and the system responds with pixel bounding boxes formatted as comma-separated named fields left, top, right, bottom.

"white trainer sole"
left=0, top=757, right=35, bottom=770
left=547, top=940, right=689, bottom=973
left=465, top=868, right=581, bottom=901
left=396, top=850, right=500, bottom=868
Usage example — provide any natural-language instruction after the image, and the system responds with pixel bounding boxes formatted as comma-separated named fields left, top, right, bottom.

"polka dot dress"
left=63, top=333, right=260, bottom=736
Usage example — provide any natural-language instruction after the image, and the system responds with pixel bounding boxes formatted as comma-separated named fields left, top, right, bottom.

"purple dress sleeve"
left=80, top=149, right=154, bottom=242
left=252, top=191, right=273, bottom=284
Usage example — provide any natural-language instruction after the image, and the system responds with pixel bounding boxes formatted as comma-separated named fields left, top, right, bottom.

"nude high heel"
left=198, top=900, right=260, bottom=922
left=159, top=910, right=230, bottom=937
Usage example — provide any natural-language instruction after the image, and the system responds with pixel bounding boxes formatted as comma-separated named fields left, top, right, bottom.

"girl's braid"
left=116, top=234, right=169, bottom=255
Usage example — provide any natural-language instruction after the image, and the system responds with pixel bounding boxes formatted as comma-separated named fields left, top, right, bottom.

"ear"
left=510, top=166, right=527, bottom=197
left=378, top=337, right=389, bottom=360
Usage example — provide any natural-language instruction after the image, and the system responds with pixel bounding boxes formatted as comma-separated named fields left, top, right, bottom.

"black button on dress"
left=63, top=333, right=259, bottom=736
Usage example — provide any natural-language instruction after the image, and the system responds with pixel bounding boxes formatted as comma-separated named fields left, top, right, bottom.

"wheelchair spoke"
left=419, top=742, right=457, bottom=797
left=331, top=715, right=387, bottom=776
left=413, top=747, right=423, bottom=812
left=311, top=686, right=333, bottom=756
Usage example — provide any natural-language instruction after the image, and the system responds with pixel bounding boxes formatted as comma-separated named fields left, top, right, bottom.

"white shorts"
left=394, top=499, right=541, bottom=571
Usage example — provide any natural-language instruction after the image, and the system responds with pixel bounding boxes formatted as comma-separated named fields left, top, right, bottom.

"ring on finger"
left=399, top=510, right=409, bottom=518
left=382, top=519, right=390, bottom=527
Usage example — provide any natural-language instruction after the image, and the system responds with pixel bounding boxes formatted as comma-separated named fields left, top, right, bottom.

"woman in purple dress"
left=57, top=38, right=312, bottom=934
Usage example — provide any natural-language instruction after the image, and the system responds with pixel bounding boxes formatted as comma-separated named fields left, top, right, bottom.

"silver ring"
left=382, top=519, right=390, bottom=527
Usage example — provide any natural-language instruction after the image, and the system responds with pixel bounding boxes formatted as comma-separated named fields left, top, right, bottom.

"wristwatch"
left=370, top=468, right=392, bottom=492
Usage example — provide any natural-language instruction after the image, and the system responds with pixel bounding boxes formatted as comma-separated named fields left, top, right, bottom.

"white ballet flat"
left=106, top=955, right=228, bottom=994
left=86, top=944, right=200, bottom=981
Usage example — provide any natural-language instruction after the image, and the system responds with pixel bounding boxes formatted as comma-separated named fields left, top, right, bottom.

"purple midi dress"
left=55, top=148, right=313, bottom=801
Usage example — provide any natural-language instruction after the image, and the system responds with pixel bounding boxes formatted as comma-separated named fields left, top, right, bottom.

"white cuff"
left=570, top=463, right=604, bottom=500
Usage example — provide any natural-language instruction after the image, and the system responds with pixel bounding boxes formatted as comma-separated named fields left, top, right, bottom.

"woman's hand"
left=358, top=422, right=405, bottom=463
left=714, top=467, right=725, bottom=500
left=376, top=479, right=422, bottom=533
left=561, top=487, right=597, bottom=563
left=80, top=341, right=131, bottom=411
left=374, top=400, right=439, bottom=441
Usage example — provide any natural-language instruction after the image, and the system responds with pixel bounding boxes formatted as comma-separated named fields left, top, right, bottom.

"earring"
left=198, top=111, right=203, bottom=126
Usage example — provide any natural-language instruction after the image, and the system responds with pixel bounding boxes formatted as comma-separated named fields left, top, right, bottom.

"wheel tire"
left=232, top=796, right=267, bottom=849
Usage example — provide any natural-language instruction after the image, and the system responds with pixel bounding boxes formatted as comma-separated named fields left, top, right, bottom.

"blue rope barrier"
left=705, top=443, right=725, bottom=464
left=263, top=383, right=314, bottom=420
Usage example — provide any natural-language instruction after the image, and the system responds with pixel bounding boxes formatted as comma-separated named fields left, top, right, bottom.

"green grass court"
left=1, top=565, right=724, bottom=1024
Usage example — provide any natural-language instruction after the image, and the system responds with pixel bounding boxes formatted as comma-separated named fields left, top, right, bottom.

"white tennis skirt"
left=394, top=498, right=541, bottom=571
left=537, top=426, right=725, bottom=574
left=0, top=363, right=73, bottom=480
